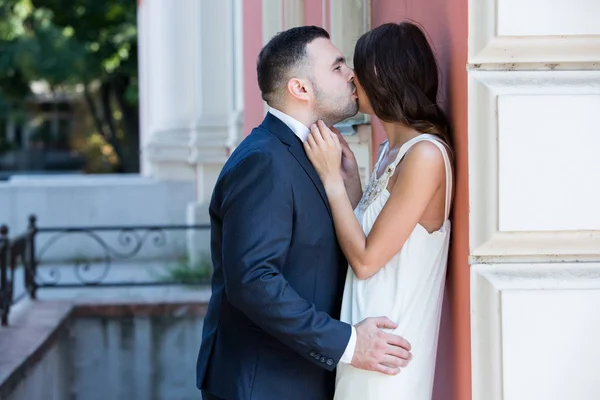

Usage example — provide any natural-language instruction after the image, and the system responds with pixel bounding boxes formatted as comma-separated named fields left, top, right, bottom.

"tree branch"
left=112, top=74, right=139, bottom=171
left=83, top=83, right=106, bottom=138
left=100, top=80, right=118, bottom=140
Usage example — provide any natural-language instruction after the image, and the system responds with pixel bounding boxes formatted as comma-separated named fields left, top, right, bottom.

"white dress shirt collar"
left=268, top=107, right=311, bottom=143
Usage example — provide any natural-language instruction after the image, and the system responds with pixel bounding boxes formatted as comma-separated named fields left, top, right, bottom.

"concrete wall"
left=3, top=312, right=205, bottom=400
left=70, top=315, right=204, bottom=400
left=0, top=175, right=195, bottom=262
left=4, top=328, right=71, bottom=400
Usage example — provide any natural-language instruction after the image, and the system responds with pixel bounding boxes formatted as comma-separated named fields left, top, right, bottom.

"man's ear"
left=287, top=78, right=311, bottom=102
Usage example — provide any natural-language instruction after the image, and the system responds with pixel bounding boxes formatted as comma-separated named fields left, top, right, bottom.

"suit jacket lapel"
left=287, top=141, right=332, bottom=218
left=259, top=113, right=332, bottom=218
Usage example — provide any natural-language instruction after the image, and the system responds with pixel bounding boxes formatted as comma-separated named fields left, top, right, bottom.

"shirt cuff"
left=339, top=326, right=357, bottom=364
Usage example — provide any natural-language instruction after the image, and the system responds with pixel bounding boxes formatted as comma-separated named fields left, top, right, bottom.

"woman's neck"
left=381, top=120, right=421, bottom=149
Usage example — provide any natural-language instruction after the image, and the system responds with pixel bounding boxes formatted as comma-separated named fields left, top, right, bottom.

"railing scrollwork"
left=0, top=215, right=211, bottom=326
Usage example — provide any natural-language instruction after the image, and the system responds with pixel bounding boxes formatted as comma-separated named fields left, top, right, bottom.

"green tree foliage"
left=0, top=0, right=139, bottom=172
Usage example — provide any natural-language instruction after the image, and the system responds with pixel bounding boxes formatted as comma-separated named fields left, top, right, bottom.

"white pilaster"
left=262, top=0, right=305, bottom=46
left=344, top=124, right=372, bottom=189
left=138, top=0, right=243, bottom=265
left=468, top=1, right=600, bottom=399
left=329, top=0, right=371, bottom=171
left=138, top=0, right=242, bottom=182
left=329, top=0, right=370, bottom=69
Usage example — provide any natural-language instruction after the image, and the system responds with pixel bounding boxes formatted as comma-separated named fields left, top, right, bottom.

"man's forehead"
left=307, top=37, right=344, bottom=63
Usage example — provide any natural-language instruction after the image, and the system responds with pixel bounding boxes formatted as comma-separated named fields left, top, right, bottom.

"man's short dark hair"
left=257, top=26, right=330, bottom=107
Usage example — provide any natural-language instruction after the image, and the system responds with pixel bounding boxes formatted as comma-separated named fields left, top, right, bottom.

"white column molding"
left=262, top=0, right=305, bottom=45
left=329, top=0, right=370, bottom=69
left=468, top=70, right=600, bottom=263
left=136, top=0, right=150, bottom=175
left=329, top=0, right=371, bottom=176
left=283, top=0, right=304, bottom=29
left=262, top=0, right=283, bottom=45
left=138, top=0, right=242, bottom=182
left=345, top=124, right=372, bottom=189
left=188, top=0, right=243, bottom=267
left=472, top=263, right=600, bottom=400
left=469, top=0, right=600, bottom=66
left=261, top=0, right=305, bottom=115
left=138, top=0, right=243, bottom=266
left=468, top=1, right=600, bottom=399
left=329, top=0, right=370, bottom=131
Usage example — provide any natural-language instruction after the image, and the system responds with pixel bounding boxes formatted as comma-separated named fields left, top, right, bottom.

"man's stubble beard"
left=313, top=82, right=359, bottom=126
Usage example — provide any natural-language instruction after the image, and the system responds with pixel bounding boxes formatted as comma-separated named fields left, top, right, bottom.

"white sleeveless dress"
left=334, top=134, right=452, bottom=400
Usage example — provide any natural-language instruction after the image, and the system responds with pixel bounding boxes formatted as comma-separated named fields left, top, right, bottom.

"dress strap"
left=387, top=134, right=453, bottom=220
left=374, top=140, right=389, bottom=168
left=384, top=135, right=424, bottom=176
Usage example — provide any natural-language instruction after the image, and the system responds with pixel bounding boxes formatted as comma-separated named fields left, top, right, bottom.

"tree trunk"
left=83, top=78, right=140, bottom=173
left=112, top=74, right=140, bottom=173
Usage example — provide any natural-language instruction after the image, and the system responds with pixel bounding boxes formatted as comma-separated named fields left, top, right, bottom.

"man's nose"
left=348, top=68, right=355, bottom=82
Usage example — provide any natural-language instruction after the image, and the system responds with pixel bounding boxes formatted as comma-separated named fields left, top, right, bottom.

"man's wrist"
left=341, top=160, right=359, bottom=180
left=339, top=325, right=357, bottom=364
left=342, top=171, right=359, bottom=185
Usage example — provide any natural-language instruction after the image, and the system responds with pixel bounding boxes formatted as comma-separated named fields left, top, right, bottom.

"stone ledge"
left=73, top=301, right=208, bottom=318
left=0, top=301, right=72, bottom=399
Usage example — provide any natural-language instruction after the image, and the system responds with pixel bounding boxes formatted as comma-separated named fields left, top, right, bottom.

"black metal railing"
left=0, top=221, right=34, bottom=326
left=0, top=215, right=211, bottom=326
left=0, top=226, right=10, bottom=326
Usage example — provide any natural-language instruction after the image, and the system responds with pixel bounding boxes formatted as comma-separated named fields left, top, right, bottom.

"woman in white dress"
left=304, top=21, right=454, bottom=400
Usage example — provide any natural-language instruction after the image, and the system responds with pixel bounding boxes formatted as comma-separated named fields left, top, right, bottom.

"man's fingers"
left=374, top=364, right=401, bottom=376
left=384, top=332, right=412, bottom=352
left=383, top=344, right=412, bottom=363
left=340, top=145, right=354, bottom=160
left=380, top=354, right=410, bottom=369
left=372, top=316, right=399, bottom=330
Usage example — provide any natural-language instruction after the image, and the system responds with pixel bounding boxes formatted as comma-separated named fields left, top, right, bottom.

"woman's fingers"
left=317, top=120, right=334, bottom=145
left=310, top=123, right=326, bottom=145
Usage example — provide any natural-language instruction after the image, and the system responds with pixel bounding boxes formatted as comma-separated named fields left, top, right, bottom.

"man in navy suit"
left=197, top=26, right=412, bottom=400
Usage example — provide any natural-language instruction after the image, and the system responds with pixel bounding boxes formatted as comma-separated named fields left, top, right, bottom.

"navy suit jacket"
left=196, top=113, right=352, bottom=400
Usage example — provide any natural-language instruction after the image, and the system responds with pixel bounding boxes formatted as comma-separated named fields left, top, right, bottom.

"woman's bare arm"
left=305, top=121, right=445, bottom=280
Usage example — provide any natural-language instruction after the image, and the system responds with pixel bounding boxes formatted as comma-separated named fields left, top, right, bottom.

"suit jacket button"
left=320, top=356, right=326, bottom=363
left=326, top=359, right=334, bottom=366
left=315, top=353, right=321, bottom=359
left=309, top=351, right=316, bottom=357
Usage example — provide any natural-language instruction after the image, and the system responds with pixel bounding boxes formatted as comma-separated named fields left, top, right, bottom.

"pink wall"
left=304, top=0, right=324, bottom=27
left=370, top=1, right=470, bottom=400
left=242, top=4, right=471, bottom=398
left=242, top=0, right=264, bottom=136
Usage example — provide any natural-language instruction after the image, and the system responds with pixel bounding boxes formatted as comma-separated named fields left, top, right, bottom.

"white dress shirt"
left=268, top=107, right=357, bottom=365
